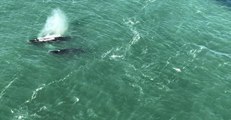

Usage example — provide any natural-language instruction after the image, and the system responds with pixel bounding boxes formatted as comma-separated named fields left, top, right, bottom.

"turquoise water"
left=1, top=0, right=231, bottom=120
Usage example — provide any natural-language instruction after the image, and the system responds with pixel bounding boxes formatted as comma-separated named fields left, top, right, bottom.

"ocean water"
left=1, top=0, right=231, bottom=120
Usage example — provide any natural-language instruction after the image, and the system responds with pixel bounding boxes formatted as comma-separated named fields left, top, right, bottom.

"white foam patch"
left=101, top=49, right=113, bottom=58
left=110, top=54, right=124, bottom=60
left=12, top=107, right=29, bottom=120
left=173, top=67, right=182, bottom=72
left=130, top=28, right=141, bottom=45
left=73, top=96, right=80, bottom=104
left=123, top=18, right=141, bottom=51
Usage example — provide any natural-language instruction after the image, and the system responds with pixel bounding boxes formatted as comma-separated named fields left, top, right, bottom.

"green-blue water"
left=1, top=0, right=231, bottom=120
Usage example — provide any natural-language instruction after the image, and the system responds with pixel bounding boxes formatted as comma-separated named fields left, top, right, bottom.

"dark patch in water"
left=216, top=0, right=231, bottom=7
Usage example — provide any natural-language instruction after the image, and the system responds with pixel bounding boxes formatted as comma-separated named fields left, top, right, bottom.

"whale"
left=49, top=48, right=85, bottom=55
left=29, top=35, right=70, bottom=43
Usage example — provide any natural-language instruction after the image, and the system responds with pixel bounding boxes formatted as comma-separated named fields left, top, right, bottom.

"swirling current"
left=1, top=0, right=231, bottom=120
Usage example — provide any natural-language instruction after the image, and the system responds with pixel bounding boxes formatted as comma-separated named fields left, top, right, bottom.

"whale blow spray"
left=38, top=8, right=68, bottom=37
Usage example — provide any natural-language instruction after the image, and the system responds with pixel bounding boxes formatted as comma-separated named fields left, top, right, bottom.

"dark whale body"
left=29, top=36, right=71, bottom=43
left=49, top=48, right=85, bottom=55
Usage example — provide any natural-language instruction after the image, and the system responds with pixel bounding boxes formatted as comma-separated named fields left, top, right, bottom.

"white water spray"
left=38, top=8, right=68, bottom=37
